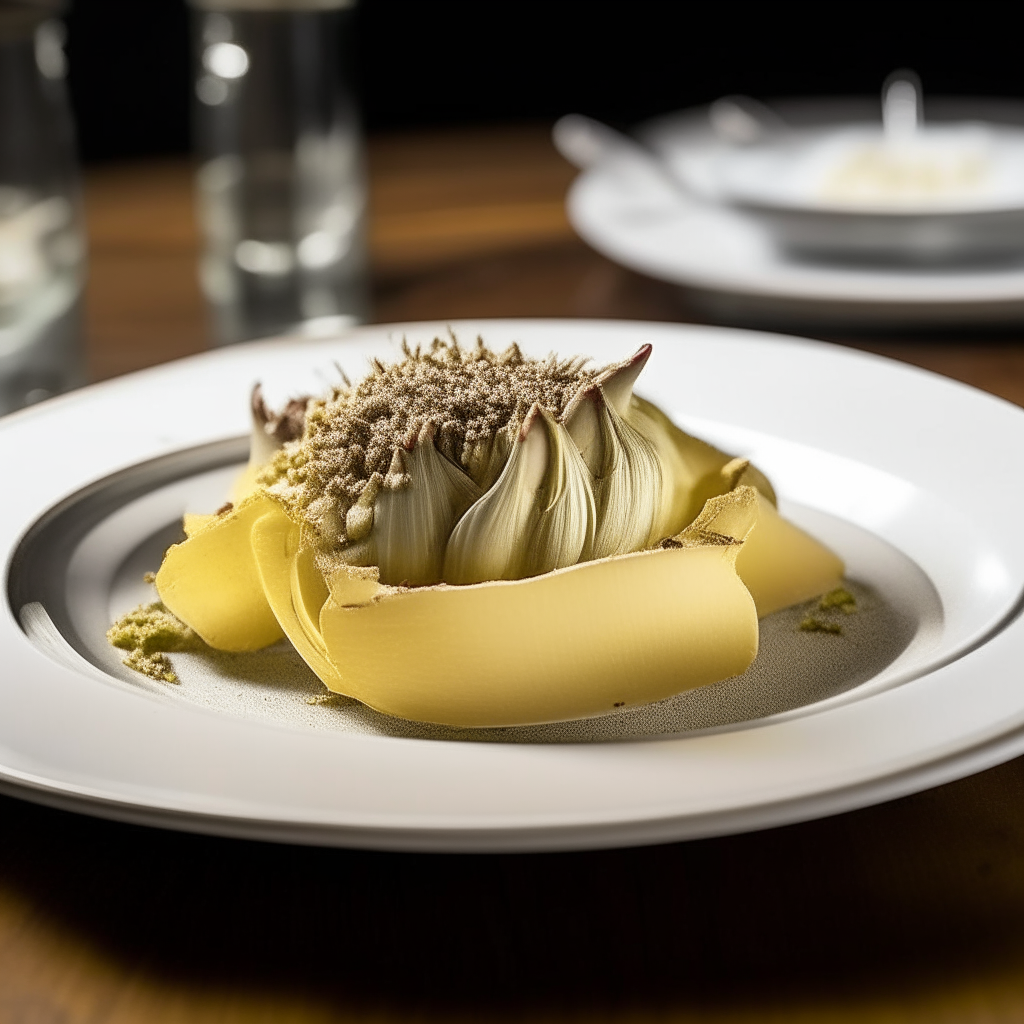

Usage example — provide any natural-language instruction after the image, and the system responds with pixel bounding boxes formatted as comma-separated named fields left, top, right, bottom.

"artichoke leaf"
left=735, top=490, right=844, bottom=617
left=475, top=420, right=516, bottom=491
left=584, top=344, right=777, bottom=540
left=250, top=506, right=349, bottom=692
left=443, top=403, right=595, bottom=584
left=367, top=423, right=483, bottom=586
left=625, top=395, right=777, bottom=540
left=232, top=385, right=311, bottom=504
left=596, top=343, right=652, bottom=417
left=318, top=486, right=760, bottom=728
left=564, top=385, right=662, bottom=559
left=155, top=493, right=284, bottom=651
left=231, top=386, right=285, bottom=504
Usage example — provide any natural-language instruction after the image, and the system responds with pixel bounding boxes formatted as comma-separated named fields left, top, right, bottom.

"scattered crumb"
left=613, top=701, right=625, bottom=708
left=799, top=615, right=843, bottom=635
left=306, top=692, right=349, bottom=707
left=820, top=587, right=857, bottom=614
left=216, top=502, right=234, bottom=516
left=142, top=571, right=157, bottom=584
left=798, top=587, right=859, bottom=635
left=107, top=602, right=203, bottom=682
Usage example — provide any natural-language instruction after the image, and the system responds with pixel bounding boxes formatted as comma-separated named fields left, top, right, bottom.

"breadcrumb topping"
left=259, top=336, right=600, bottom=542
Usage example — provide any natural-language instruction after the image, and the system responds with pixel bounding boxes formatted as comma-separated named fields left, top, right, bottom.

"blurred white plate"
left=3, top=319, right=1024, bottom=851
left=703, top=125, right=1024, bottom=215
left=704, top=123, right=1024, bottom=264
left=568, top=99, right=1024, bottom=328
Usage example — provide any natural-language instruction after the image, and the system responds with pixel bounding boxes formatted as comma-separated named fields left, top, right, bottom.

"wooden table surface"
left=6, top=124, right=1024, bottom=1023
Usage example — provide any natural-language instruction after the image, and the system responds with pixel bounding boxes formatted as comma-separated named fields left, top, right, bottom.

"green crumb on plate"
left=107, top=602, right=202, bottom=683
left=819, top=587, right=857, bottom=614
left=799, top=615, right=843, bottom=635
left=306, top=692, right=350, bottom=707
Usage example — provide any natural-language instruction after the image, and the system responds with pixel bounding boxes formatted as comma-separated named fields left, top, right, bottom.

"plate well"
left=8, top=437, right=966, bottom=743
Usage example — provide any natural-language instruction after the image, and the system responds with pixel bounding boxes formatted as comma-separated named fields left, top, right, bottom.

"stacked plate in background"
left=563, top=96, right=1024, bottom=329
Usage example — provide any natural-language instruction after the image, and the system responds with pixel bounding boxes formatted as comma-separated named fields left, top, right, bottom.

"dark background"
left=64, top=0, right=1024, bottom=163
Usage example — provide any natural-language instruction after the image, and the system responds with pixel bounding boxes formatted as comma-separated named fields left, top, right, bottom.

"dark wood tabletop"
left=5, top=123, right=1024, bottom=1024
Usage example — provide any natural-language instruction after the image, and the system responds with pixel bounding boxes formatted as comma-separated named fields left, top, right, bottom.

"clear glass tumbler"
left=190, top=0, right=368, bottom=346
left=0, top=2, right=85, bottom=415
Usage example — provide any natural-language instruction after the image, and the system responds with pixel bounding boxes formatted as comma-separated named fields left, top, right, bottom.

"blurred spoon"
left=708, top=95, right=789, bottom=145
left=552, top=113, right=690, bottom=197
left=882, top=69, right=923, bottom=140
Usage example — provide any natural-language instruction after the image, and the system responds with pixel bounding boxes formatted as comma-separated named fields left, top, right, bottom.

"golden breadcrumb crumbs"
left=819, top=587, right=857, bottom=614
left=799, top=616, right=844, bottom=635
left=799, top=587, right=859, bottom=635
left=106, top=602, right=202, bottom=682
left=305, top=693, right=351, bottom=707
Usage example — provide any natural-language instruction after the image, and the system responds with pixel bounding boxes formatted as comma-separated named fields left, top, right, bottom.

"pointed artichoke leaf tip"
left=442, top=403, right=552, bottom=585
left=519, top=401, right=543, bottom=443
left=589, top=398, right=661, bottom=559
left=416, top=419, right=436, bottom=447
left=251, top=382, right=269, bottom=426
left=596, top=343, right=653, bottom=417
left=517, top=403, right=557, bottom=506
left=248, top=384, right=310, bottom=467
left=345, top=473, right=382, bottom=542
left=384, top=447, right=410, bottom=490
left=406, top=419, right=482, bottom=519
left=526, top=410, right=597, bottom=575
left=249, top=383, right=281, bottom=467
left=400, top=417, right=425, bottom=452
left=561, top=384, right=608, bottom=477
left=534, top=406, right=570, bottom=514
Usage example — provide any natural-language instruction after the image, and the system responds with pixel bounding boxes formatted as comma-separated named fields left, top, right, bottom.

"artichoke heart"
left=149, top=336, right=844, bottom=726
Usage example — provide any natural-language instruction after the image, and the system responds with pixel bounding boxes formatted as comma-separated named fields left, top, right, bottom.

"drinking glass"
left=190, top=0, right=368, bottom=346
left=0, top=1, right=85, bottom=415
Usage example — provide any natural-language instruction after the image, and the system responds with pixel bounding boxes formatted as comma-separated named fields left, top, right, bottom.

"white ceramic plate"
left=3, top=319, right=1024, bottom=852
left=568, top=99, right=1024, bottom=328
